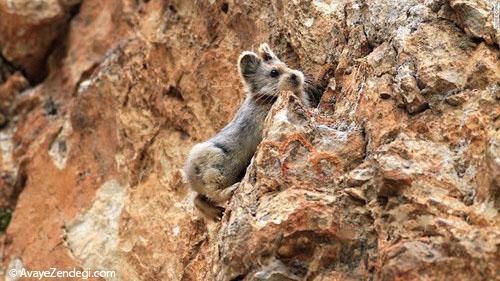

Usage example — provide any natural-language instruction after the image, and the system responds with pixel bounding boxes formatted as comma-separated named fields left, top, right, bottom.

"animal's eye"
left=270, top=69, right=279, bottom=78
left=263, top=54, right=272, bottom=61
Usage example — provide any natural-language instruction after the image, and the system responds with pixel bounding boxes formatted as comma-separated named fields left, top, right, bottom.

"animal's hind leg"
left=194, top=194, right=225, bottom=221
left=213, top=181, right=240, bottom=204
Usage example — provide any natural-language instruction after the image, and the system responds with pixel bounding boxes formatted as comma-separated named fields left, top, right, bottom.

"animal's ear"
left=238, top=51, right=261, bottom=77
left=258, top=43, right=279, bottom=62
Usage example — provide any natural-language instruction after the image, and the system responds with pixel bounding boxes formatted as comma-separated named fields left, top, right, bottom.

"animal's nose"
left=290, top=73, right=297, bottom=80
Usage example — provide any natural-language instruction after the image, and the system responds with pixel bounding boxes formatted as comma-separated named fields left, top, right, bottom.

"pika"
left=185, top=43, right=306, bottom=220
left=258, top=43, right=326, bottom=108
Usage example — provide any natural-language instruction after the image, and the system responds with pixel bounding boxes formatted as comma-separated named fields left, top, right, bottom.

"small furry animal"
left=259, top=43, right=326, bottom=108
left=185, top=43, right=307, bottom=220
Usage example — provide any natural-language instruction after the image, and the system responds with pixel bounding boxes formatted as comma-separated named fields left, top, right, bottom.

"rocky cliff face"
left=0, top=0, right=498, bottom=280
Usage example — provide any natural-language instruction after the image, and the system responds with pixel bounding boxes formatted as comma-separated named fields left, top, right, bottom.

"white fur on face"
left=238, top=50, right=303, bottom=98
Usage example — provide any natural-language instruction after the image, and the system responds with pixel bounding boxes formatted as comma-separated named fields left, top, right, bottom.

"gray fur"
left=184, top=44, right=306, bottom=220
left=259, top=43, right=326, bottom=107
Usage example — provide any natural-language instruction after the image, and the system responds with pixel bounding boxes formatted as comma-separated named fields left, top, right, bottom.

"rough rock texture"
left=0, top=0, right=499, bottom=280
left=0, top=0, right=82, bottom=82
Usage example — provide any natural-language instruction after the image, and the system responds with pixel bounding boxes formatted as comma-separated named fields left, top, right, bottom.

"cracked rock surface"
left=0, top=0, right=498, bottom=280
